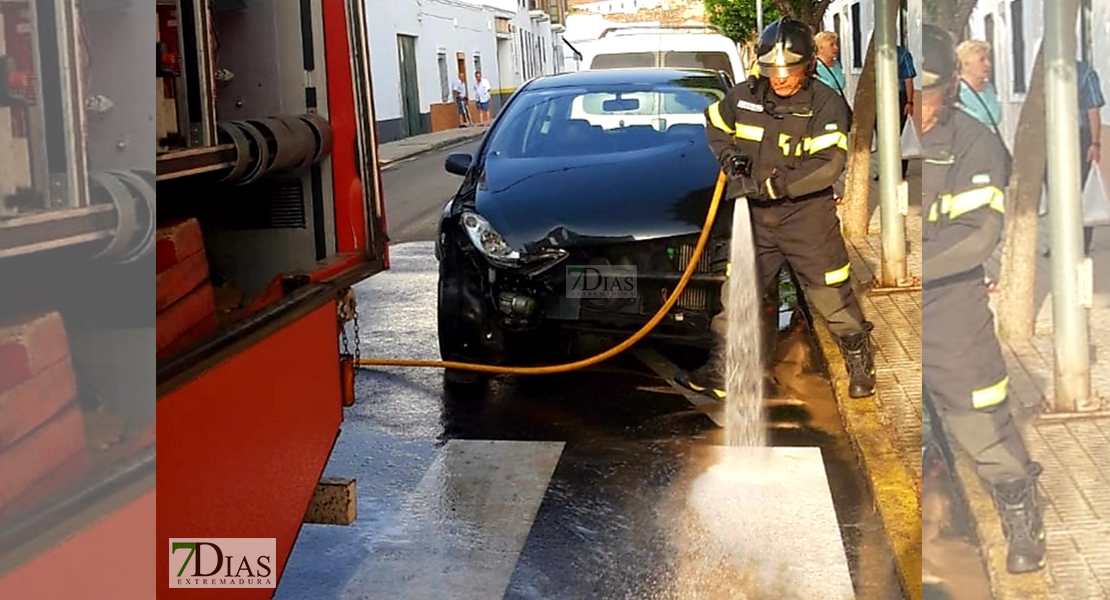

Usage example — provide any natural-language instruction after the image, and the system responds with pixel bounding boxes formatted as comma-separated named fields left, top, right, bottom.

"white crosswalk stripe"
left=338, top=440, right=564, bottom=600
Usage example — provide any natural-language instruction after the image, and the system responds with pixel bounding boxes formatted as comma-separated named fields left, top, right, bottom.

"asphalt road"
left=381, top=140, right=482, bottom=244
left=273, top=144, right=909, bottom=600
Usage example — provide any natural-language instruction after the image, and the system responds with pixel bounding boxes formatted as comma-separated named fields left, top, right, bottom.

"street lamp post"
left=875, top=0, right=908, bottom=286
left=1044, top=0, right=1091, bottom=411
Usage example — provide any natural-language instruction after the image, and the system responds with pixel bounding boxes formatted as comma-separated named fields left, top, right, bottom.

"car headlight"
left=460, top=211, right=521, bottom=265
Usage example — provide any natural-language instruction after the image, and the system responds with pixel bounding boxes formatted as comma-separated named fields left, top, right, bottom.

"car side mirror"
left=445, top=153, right=472, bottom=176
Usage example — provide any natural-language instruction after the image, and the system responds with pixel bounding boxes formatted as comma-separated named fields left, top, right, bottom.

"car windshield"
left=484, top=79, right=725, bottom=159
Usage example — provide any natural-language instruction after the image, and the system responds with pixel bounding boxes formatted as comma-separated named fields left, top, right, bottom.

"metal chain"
left=352, top=308, right=362, bottom=364
left=338, top=288, right=355, bottom=358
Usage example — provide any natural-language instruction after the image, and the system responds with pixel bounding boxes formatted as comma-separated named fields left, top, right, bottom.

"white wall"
left=460, top=0, right=565, bottom=88
left=367, top=0, right=504, bottom=124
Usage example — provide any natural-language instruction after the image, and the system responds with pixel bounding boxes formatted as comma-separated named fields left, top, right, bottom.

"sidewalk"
left=944, top=217, right=1110, bottom=600
left=810, top=190, right=923, bottom=600
left=378, top=126, right=489, bottom=167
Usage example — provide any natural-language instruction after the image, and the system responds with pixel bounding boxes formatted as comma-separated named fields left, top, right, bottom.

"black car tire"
left=437, top=244, right=495, bottom=386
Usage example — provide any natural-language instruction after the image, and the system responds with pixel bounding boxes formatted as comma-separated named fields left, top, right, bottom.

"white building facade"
left=367, top=0, right=567, bottom=142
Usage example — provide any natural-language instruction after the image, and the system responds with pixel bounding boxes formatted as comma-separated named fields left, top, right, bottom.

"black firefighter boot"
left=992, top=462, right=1047, bottom=574
left=837, top=322, right=876, bottom=398
left=675, top=352, right=726, bottom=400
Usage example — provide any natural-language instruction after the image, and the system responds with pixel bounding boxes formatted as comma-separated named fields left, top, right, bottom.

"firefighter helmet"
left=922, top=23, right=958, bottom=89
left=755, top=18, right=817, bottom=79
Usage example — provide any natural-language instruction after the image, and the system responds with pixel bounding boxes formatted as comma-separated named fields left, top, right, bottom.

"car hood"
left=469, top=139, right=720, bottom=253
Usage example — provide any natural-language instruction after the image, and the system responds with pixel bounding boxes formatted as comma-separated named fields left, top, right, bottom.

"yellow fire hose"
left=356, top=170, right=727, bottom=375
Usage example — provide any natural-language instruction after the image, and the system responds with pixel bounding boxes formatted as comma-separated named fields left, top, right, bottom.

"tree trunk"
left=996, top=41, right=1048, bottom=341
left=842, top=34, right=877, bottom=240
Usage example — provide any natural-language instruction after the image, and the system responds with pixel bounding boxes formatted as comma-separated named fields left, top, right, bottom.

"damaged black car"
left=436, top=68, right=741, bottom=381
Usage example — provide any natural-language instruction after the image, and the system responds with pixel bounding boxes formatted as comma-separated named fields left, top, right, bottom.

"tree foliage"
left=705, top=0, right=833, bottom=42
left=705, top=0, right=781, bottom=42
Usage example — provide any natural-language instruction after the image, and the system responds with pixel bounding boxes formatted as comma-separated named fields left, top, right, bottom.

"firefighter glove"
left=718, top=148, right=751, bottom=178
left=719, top=149, right=759, bottom=199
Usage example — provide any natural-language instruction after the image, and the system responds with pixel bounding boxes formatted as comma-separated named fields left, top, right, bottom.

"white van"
left=579, top=25, right=745, bottom=84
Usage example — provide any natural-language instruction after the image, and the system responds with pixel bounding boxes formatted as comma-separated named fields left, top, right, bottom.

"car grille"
left=573, top=238, right=718, bottom=314
left=671, top=243, right=714, bottom=311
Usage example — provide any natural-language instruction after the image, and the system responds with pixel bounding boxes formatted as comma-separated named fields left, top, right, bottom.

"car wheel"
left=437, top=245, right=494, bottom=387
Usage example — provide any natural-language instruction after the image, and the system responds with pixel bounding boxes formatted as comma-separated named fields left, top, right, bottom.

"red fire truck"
left=0, top=0, right=387, bottom=597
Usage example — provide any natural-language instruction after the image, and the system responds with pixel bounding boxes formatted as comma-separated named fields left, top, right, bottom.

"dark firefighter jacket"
left=922, top=107, right=1011, bottom=287
left=704, top=75, right=852, bottom=203
left=922, top=106, right=1012, bottom=411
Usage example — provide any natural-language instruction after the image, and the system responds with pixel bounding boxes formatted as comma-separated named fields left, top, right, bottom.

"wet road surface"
left=922, top=441, right=994, bottom=600
left=380, top=140, right=482, bottom=244
left=273, top=241, right=907, bottom=600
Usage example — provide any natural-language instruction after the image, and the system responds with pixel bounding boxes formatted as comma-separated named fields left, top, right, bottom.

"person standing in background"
left=473, top=70, right=492, bottom=125
left=815, top=31, right=849, bottom=202
left=1078, top=60, right=1105, bottom=254
left=897, top=44, right=918, bottom=177
left=452, top=72, right=471, bottom=128
left=814, top=31, right=847, bottom=99
left=957, top=40, right=1003, bottom=136
left=1044, top=60, right=1104, bottom=256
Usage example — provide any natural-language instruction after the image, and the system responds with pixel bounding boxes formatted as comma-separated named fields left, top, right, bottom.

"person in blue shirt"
left=1078, top=61, right=1105, bottom=253
left=897, top=45, right=917, bottom=123
left=814, top=31, right=847, bottom=98
left=956, top=40, right=1003, bottom=136
left=897, top=45, right=917, bottom=176
left=1044, top=60, right=1105, bottom=256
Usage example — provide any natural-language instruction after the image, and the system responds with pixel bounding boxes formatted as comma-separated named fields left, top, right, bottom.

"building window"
left=984, top=15, right=996, bottom=85
left=851, top=3, right=862, bottom=69
left=438, top=53, right=450, bottom=103
left=474, top=54, right=482, bottom=77
left=1011, top=0, right=1026, bottom=94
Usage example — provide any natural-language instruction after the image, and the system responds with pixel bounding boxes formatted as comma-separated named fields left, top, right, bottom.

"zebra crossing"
left=272, top=243, right=894, bottom=600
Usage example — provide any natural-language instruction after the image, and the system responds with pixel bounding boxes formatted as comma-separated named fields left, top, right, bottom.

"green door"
left=397, top=35, right=421, bottom=138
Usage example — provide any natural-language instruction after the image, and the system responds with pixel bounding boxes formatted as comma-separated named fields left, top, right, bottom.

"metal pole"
left=757, top=0, right=763, bottom=36
left=875, top=0, right=907, bottom=285
left=1044, top=0, right=1090, bottom=412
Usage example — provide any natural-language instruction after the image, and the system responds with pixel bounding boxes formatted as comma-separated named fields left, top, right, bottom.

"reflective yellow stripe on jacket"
left=927, top=185, right=1006, bottom=222
left=707, top=102, right=734, bottom=135
left=825, top=262, right=851, bottom=285
left=707, top=101, right=764, bottom=141
left=806, top=131, right=849, bottom=153
left=779, top=132, right=848, bottom=156
left=972, top=376, right=1009, bottom=409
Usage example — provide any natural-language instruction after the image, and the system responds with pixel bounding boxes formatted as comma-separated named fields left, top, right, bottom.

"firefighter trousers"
left=923, top=285, right=1034, bottom=484
left=710, top=195, right=867, bottom=341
